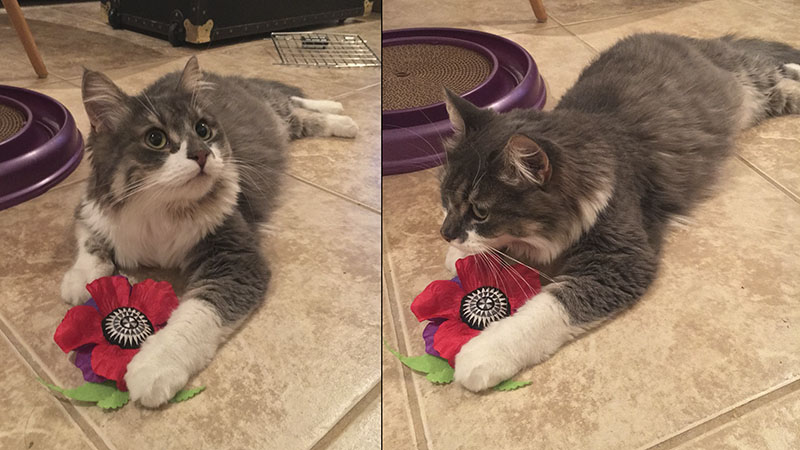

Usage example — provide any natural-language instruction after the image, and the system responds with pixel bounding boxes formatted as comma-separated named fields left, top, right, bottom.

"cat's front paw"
left=60, top=261, right=113, bottom=305
left=454, top=327, right=523, bottom=392
left=445, top=246, right=468, bottom=274
left=125, top=334, right=189, bottom=408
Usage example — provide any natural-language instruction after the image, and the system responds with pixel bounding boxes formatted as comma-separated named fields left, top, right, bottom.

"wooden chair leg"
left=2, top=0, right=48, bottom=78
left=528, top=0, right=548, bottom=23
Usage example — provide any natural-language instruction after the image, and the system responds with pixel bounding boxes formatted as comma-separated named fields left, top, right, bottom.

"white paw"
left=315, top=100, right=344, bottom=114
left=327, top=115, right=359, bottom=138
left=125, top=334, right=190, bottom=408
left=454, top=327, right=522, bottom=392
left=784, top=63, right=800, bottom=80
left=291, top=97, right=344, bottom=114
left=60, top=261, right=114, bottom=306
left=444, top=245, right=468, bottom=274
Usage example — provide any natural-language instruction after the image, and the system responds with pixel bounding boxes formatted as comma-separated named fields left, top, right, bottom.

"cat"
left=60, top=56, right=358, bottom=407
left=439, top=33, right=800, bottom=391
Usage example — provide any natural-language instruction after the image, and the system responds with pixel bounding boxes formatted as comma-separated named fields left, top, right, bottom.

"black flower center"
left=459, top=286, right=511, bottom=330
left=101, top=307, right=154, bottom=349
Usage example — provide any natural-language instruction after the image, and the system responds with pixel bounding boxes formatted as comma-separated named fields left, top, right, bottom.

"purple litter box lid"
left=0, top=85, right=83, bottom=211
left=382, top=28, right=547, bottom=176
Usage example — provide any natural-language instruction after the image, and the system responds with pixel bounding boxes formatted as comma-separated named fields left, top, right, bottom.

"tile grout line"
left=0, top=312, right=116, bottom=450
left=733, top=0, right=790, bottom=21
left=735, top=154, right=800, bottom=206
left=642, top=375, right=800, bottom=449
left=383, top=237, right=433, bottom=450
left=331, top=81, right=381, bottom=100
left=550, top=16, right=602, bottom=55
left=308, top=380, right=380, bottom=450
left=0, top=330, right=100, bottom=450
left=286, top=172, right=380, bottom=214
left=552, top=4, right=685, bottom=27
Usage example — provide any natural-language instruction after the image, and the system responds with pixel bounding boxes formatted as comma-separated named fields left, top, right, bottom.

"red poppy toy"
left=388, top=254, right=542, bottom=391
left=40, top=276, right=204, bottom=409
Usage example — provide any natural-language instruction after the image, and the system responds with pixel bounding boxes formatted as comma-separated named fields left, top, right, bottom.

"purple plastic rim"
left=382, top=28, right=547, bottom=176
left=0, top=85, right=83, bottom=211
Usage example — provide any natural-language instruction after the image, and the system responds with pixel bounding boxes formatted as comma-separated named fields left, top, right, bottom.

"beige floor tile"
left=289, top=84, right=381, bottom=210
left=567, top=0, right=800, bottom=53
left=0, top=331, right=97, bottom=450
left=382, top=275, right=422, bottom=450
left=739, top=0, right=800, bottom=19
left=673, top=385, right=800, bottom=449
left=0, top=173, right=380, bottom=449
left=382, top=156, right=800, bottom=448
left=502, top=28, right=599, bottom=109
left=737, top=117, right=800, bottom=201
left=383, top=0, right=559, bottom=35
left=0, top=7, right=177, bottom=82
left=325, top=386, right=381, bottom=450
left=546, top=0, right=706, bottom=25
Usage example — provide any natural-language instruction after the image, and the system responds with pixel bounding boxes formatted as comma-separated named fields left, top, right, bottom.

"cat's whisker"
left=488, top=246, right=557, bottom=284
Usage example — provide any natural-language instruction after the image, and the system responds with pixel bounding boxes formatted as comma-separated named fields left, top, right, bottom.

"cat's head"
left=439, top=90, right=593, bottom=264
left=82, top=57, right=236, bottom=207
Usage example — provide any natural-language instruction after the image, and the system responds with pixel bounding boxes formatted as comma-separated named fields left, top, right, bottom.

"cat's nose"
left=440, top=224, right=459, bottom=242
left=188, top=149, right=210, bottom=169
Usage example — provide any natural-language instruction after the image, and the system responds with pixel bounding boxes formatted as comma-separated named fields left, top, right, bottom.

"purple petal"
left=451, top=276, right=462, bottom=288
left=74, top=344, right=107, bottom=384
left=423, top=318, right=445, bottom=358
left=85, top=297, right=98, bottom=311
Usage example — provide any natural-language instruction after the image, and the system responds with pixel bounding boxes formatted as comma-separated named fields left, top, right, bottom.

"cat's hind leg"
left=290, top=96, right=344, bottom=114
left=290, top=107, right=358, bottom=139
left=771, top=75, right=800, bottom=115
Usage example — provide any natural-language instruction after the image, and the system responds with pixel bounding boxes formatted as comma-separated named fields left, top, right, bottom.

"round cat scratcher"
left=0, top=85, right=83, bottom=211
left=382, top=28, right=547, bottom=175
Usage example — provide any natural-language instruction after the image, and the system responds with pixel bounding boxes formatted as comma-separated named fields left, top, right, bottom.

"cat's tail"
left=721, top=34, right=800, bottom=66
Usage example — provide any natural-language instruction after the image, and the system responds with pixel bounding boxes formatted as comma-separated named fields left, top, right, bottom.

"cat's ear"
left=82, top=69, right=129, bottom=132
left=178, top=56, right=203, bottom=92
left=443, top=88, right=493, bottom=137
left=502, top=134, right=552, bottom=186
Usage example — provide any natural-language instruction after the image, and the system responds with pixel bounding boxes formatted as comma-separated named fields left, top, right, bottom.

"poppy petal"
left=410, top=280, right=464, bottom=322
left=91, top=344, right=138, bottom=391
left=433, top=319, right=480, bottom=367
left=456, top=254, right=505, bottom=292
left=128, top=279, right=180, bottom=326
left=54, top=305, right=105, bottom=353
left=495, top=264, right=542, bottom=310
left=86, top=276, right=132, bottom=316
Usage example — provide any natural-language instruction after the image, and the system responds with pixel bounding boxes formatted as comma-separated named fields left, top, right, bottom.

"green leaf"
left=96, top=390, right=129, bottom=409
left=170, top=386, right=206, bottom=403
left=37, top=378, right=65, bottom=394
left=493, top=380, right=533, bottom=391
left=62, top=381, right=119, bottom=402
left=384, top=339, right=454, bottom=382
left=398, top=354, right=452, bottom=374
left=425, top=368, right=455, bottom=384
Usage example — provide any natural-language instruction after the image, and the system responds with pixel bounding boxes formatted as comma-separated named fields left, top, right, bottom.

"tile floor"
left=0, top=3, right=380, bottom=450
left=382, top=0, right=800, bottom=449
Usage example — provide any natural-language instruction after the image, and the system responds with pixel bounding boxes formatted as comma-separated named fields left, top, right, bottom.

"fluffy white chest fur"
left=81, top=196, right=232, bottom=269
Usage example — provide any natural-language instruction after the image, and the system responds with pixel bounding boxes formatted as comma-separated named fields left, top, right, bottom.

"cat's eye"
left=145, top=129, right=167, bottom=149
left=471, top=204, right=489, bottom=222
left=195, top=120, right=212, bottom=140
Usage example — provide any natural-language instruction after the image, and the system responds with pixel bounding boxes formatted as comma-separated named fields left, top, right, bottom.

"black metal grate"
left=271, top=32, right=380, bottom=68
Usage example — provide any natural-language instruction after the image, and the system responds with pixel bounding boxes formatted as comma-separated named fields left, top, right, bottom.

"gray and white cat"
left=60, top=57, right=357, bottom=406
left=440, top=33, right=800, bottom=391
